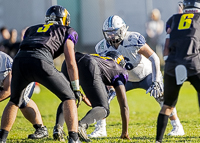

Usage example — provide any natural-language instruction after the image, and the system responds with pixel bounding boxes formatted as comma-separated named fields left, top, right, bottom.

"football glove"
left=74, top=90, right=82, bottom=108
left=146, top=81, right=163, bottom=98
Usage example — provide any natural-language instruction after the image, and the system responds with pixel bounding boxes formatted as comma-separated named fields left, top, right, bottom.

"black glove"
left=74, top=90, right=82, bottom=108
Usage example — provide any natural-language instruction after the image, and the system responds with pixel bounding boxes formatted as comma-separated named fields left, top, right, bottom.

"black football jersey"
left=75, top=52, right=128, bottom=86
left=20, top=23, right=78, bottom=59
left=165, top=13, right=200, bottom=76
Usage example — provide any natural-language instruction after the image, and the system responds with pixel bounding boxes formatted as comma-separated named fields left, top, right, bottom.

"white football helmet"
left=102, top=15, right=128, bottom=48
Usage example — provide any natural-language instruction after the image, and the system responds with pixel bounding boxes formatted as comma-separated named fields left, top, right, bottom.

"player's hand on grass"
left=120, top=133, right=131, bottom=140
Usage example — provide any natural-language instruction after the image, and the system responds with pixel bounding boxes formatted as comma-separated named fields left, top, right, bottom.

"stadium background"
left=0, top=0, right=180, bottom=53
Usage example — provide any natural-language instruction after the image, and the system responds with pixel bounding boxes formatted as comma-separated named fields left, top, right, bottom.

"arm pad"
left=148, top=52, right=160, bottom=82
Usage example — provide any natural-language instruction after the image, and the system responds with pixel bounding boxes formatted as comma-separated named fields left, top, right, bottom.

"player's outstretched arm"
left=115, top=84, right=130, bottom=140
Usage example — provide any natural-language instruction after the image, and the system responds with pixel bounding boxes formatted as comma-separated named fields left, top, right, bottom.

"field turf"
left=0, top=82, right=200, bottom=142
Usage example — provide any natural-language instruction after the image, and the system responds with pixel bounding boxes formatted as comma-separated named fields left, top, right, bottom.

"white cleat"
left=167, top=120, right=185, bottom=136
left=88, top=120, right=107, bottom=138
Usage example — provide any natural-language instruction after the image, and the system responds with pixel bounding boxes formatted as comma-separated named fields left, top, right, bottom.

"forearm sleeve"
left=148, top=52, right=160, bottom=82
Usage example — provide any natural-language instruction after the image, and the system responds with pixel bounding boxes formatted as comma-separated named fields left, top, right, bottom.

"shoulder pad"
left=123, top=31, right=146, bottom=47
left=0, top=51, right=13, bottom=72
left=67, top=27, right=78, bottom=45
left=95, top=39, right=109, bottom=54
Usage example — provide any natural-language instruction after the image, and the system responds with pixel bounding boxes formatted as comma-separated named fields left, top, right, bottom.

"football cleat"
left=78, top=122, right=91, bottom=142
left=88, top=119, right=107, bottom=138
left=68, top=137, right=82, bottom=143
left=167, top=120, right=185, bottom=136
left=28, top=126, right=48, bottom=139
left=53, top=124, right=66, bottom=142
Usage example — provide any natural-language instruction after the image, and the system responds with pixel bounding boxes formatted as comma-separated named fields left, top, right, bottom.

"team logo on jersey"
left=46, top=12, right=56, bottom=21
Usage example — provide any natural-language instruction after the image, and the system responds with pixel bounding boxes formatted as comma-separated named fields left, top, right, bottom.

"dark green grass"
left=0, top=82, right=200, bottom=142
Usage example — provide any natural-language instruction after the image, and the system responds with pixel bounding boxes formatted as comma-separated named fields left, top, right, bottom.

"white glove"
left=146, top=81, right=163, bottom=98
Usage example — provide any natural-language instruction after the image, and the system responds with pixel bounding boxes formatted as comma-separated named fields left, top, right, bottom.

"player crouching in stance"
left=0, top=51, right=48, bottom=142
left=53, top=51, right=130, bottom=142
left=156, top=0, right=200, bottom=142
left=90, top=15, right=184, bottom=138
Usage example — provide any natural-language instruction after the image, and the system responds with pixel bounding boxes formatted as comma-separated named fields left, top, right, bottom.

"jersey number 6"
left=178, top=13, right=194, bottom=30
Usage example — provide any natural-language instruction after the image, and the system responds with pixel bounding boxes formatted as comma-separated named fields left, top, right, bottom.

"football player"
left=156, top=0, right=200, bottom=142
left=0, top=51, right=48, bottom=140
left=53, top=51, right=130, bottom=142
left=0, top=5, right=81, bottom=143
left=90, top=15, right=184, bottom=138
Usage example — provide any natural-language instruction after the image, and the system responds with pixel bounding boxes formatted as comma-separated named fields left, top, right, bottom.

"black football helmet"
left=45, top=5, right=70, bottom=26
left=105, top=51, right=126, bottom=68
left=183, top=0, right=200, bottom=9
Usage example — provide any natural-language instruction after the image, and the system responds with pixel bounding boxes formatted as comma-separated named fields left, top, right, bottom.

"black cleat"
left=78, top=123, right=91, bottom=142
left=28, top=126, right=48, bottom=139
left=53, top=124, right=66, bottom=142
left=68, top=137, right=82, bottom=143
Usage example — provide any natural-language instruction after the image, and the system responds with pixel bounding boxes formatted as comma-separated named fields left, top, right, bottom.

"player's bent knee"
left=104, top=107, right=110, bottom=118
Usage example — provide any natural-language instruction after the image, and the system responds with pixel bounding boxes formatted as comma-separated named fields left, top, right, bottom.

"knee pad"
left=104, top=107, right=110, bottom=118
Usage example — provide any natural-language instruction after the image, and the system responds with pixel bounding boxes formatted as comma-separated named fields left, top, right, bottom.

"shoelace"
left=92, top=125, right=103, bottom=134
left=35, top=127, right=45, bottom=135
left=171, top=125, right=179, bottom=132
left=61, top=129, right=66, bottom=136
left=55, top=127, right=66, bottom=137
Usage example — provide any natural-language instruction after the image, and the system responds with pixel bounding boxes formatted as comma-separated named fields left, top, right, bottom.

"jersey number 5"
left=37, top=23, right=53, bottom=33
left=178, top=13, right=194, bottom=30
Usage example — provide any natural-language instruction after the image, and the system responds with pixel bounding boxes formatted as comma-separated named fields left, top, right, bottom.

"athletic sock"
left=0, top=129, right=9, bottom=142
left=156, top=113, right=169, bottom=142
left=55, top=102, right=65, bottom=126
left=33, top=124, right=42, bottom=129
left=68, top=131, right=78, bottom=141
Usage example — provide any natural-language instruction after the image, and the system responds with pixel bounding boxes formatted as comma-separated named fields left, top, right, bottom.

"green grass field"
left=0, top=82, right=200, bottom=143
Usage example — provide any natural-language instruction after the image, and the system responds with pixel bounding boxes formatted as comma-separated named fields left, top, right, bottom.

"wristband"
left=71, top=80, right=80, bottom=91
left=166, top=34, right=170, bottom=39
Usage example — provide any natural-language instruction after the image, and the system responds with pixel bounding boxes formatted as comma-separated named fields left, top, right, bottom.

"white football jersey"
left=0, top=51, right=13, bottom=88
left=95, top=31, right=152, bottom=82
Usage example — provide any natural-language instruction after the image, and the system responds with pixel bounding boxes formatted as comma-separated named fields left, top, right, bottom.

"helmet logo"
left=50, top=12, right=56, bottom=20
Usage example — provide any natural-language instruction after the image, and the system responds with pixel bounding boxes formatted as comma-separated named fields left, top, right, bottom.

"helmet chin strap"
left=113, top=43, right=120, bottom=49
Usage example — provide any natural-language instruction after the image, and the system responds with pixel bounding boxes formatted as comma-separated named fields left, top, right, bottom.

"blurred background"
left=0, top=0, right=181, bottom=55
